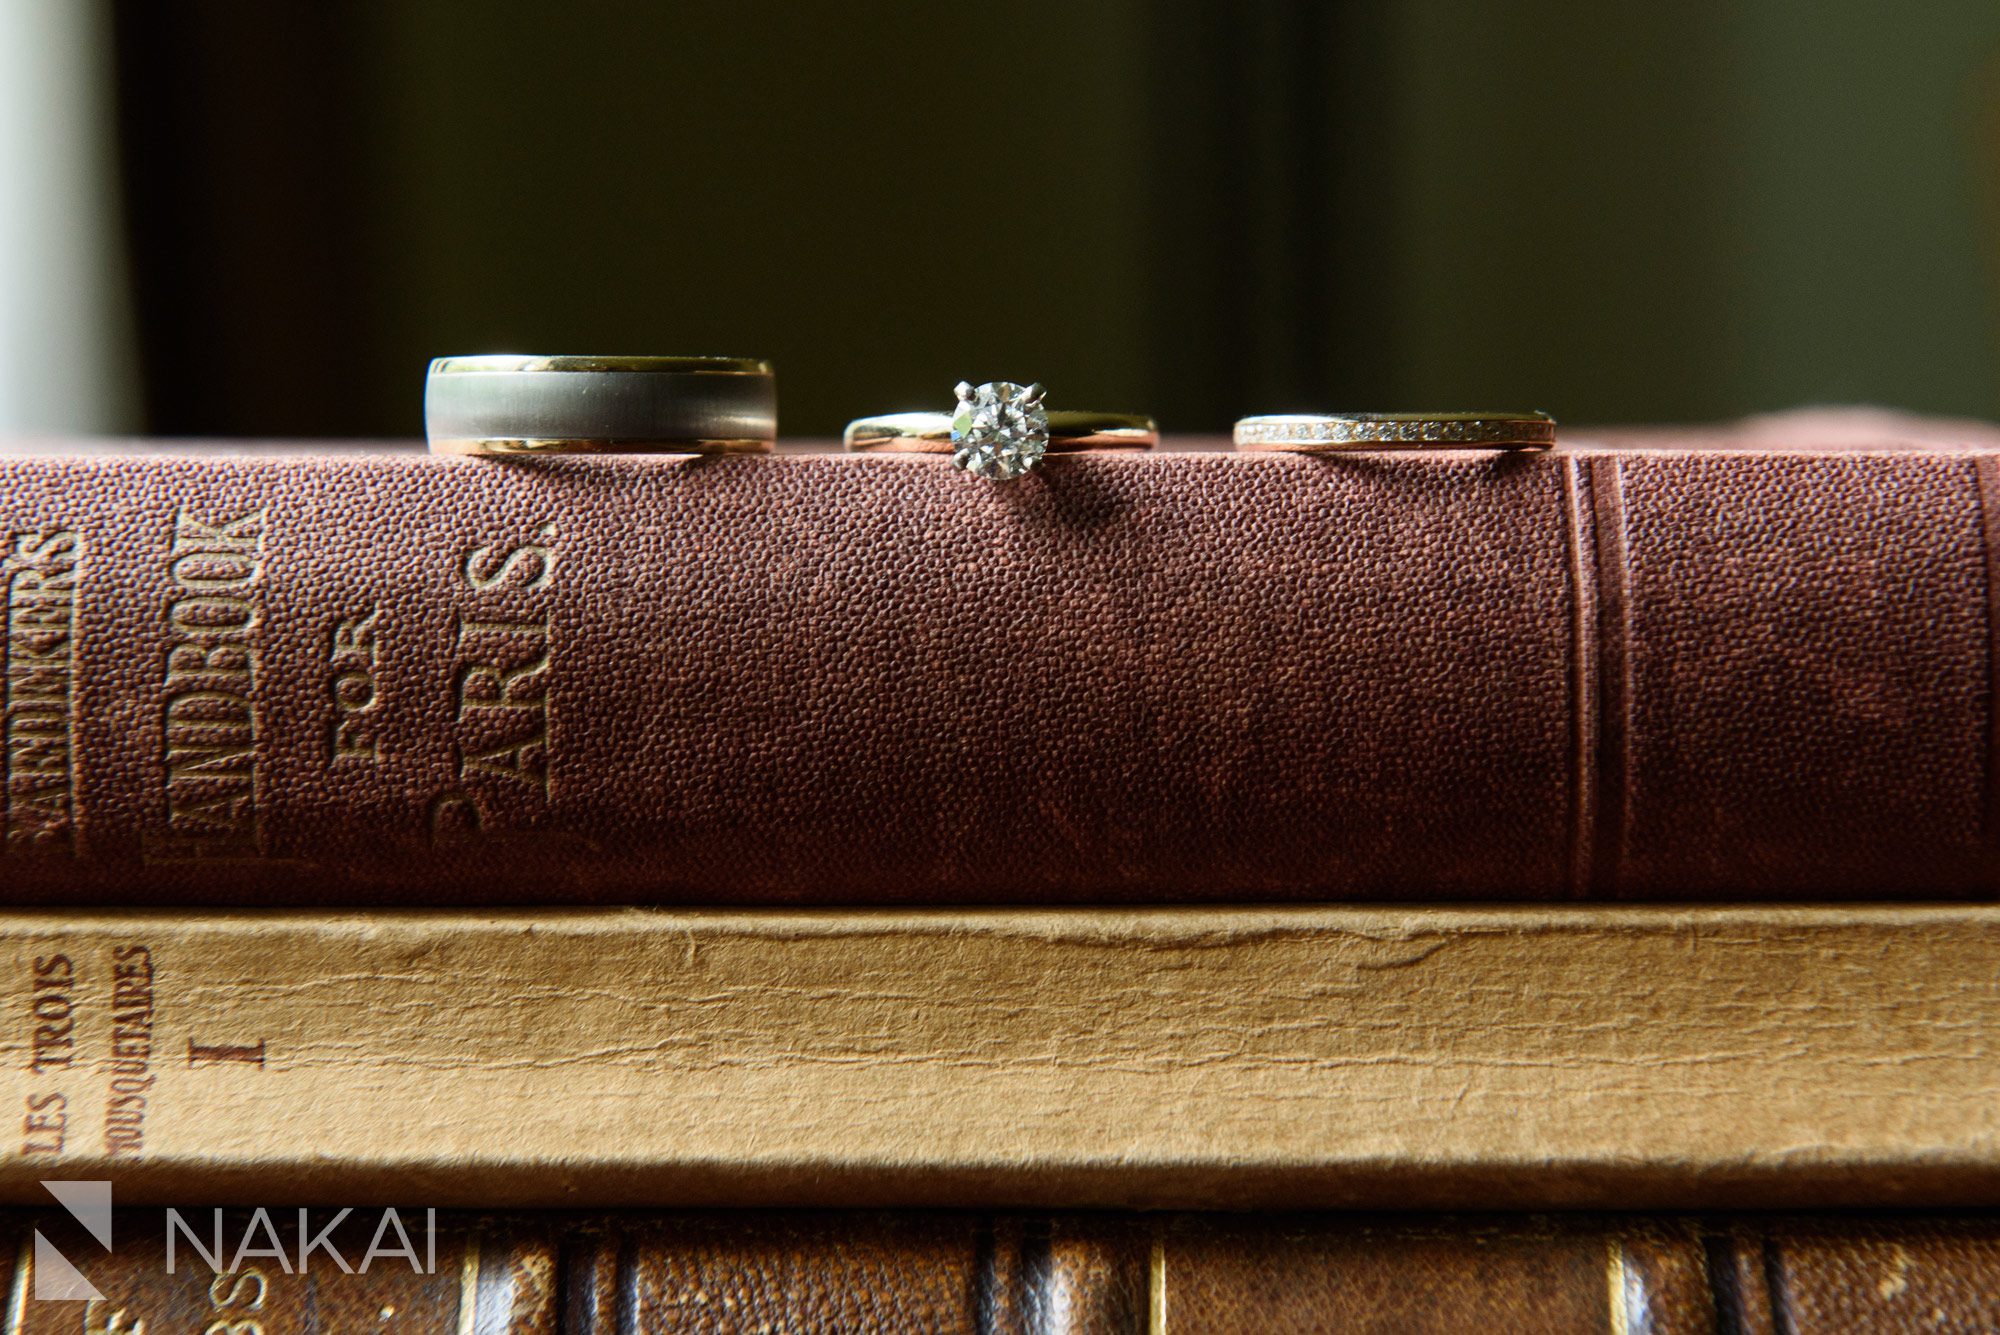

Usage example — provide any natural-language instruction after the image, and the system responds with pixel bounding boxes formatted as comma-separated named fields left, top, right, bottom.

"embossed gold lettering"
left=150, top=510, right=266, bottom=862
left=4, top=528, right=81, bottom=853
left=327, top=608, right=382, bottom=765
left=436, top=526, right=558, bottom=834
left=463, top=540, right=555, bottom=592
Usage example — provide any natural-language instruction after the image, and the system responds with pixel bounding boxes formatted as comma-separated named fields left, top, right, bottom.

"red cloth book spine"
left=2, top=423, right=1996, bottom=903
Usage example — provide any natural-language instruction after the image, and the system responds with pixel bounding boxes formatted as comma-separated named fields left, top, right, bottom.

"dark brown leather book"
left=5, top=413, right=2000, bottom=904
left=15, top=1209, right=2000, bottom=1333
left=13, top=1210, right=553, bottom=1335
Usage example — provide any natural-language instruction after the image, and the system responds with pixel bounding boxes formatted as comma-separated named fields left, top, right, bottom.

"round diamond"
left=950, top=382, right=1049, bottom=480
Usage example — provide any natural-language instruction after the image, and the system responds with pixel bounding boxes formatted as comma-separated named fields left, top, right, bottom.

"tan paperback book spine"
left=1, top=906, right=1997, bottom=1208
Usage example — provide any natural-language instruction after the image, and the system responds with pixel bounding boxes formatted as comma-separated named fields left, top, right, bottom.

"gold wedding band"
left=1233, top=412, right=1556, bottom=452
left=846, top=381, right=1156, bottom=482
left=426, top=355, right=777, bottom=457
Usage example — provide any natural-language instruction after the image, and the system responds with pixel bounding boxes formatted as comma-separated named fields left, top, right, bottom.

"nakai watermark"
left=31, top=1181, right=440, bottom=1305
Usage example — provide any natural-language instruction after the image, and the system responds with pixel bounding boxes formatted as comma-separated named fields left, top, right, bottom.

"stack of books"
left=4, top=410, right=1999, bottom=1331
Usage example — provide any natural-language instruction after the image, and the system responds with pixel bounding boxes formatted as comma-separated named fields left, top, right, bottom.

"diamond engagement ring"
left=1233, top=412, right=1557, bottom=452
left=844, top=381, right=1158, bottom=481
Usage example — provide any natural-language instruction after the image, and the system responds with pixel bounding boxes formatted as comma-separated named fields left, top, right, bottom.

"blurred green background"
left=10, top=1, right=2000, bottom=437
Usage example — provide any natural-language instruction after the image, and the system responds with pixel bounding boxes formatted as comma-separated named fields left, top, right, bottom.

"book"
left=16, top=1207, right=2000, bottom=1332
left=5, top=415, right=2000, bottom=905
left=4, top=904, right=1995, bottom=1207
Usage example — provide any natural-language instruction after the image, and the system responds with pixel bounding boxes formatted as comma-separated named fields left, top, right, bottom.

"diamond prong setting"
left=949, top=381, right=1050, bottom=481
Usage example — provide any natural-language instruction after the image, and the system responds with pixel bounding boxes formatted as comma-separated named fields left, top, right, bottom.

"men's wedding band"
left=426, top=355, right=777, bottom=457
left=846, top=381, right=1155, bottom=482
left=1233, top=412, right=1557, bottom=452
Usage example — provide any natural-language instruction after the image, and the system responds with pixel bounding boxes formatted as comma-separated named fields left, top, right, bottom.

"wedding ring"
left=1233, top=412, right=1556, bottom=452
left=426, top=355, right=777, bottom=456
left=844, top=381, right=1157, bottom=481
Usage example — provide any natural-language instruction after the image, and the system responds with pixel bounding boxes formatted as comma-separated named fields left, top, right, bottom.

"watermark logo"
left=165, top=1208, right=436, bottom=1275
left=33, top=1179, right=109, bottom=1302
left=26, top=1184, right=438, bottom=1308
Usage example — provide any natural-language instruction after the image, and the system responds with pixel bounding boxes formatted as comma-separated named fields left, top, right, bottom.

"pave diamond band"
left=1233, top=412, right=1556, bottom=452
left=845, top=382, right=1157, bottom=481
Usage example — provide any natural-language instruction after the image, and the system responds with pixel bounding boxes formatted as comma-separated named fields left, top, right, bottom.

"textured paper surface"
left=3, top=906, right=1997, bottom=1208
